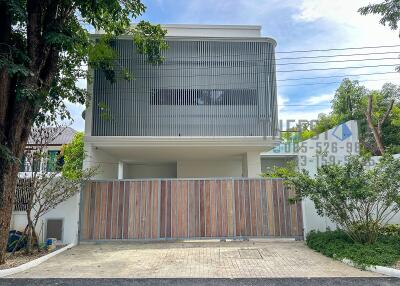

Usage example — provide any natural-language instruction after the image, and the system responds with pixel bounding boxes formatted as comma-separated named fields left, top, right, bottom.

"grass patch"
left=306, top=229, right=400, bottom=268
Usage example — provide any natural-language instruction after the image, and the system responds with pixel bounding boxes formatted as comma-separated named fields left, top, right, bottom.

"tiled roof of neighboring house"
left=27, top=127, right=77, bottom=146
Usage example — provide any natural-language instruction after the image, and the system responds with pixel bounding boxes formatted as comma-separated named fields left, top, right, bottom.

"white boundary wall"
left=368, top=154, right=400, bottom=225
left=10, top=193, right=80, bottom=245
left=261, top=120, right=362, bottom=235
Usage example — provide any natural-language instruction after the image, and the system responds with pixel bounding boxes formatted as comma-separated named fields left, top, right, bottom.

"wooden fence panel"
left=80, top=178, right=304, bottom=241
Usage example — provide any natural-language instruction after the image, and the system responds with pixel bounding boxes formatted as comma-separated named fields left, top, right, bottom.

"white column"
left=118, top=161, right=125, bottom=179
left=84, top=68, right=94, bottom=136
left=83, top=143, right=93, bottom=171
left=242, top=151, right=261, bottom=178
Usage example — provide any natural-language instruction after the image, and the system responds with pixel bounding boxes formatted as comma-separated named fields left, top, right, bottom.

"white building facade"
left=84, top=24, right=279, bottom=179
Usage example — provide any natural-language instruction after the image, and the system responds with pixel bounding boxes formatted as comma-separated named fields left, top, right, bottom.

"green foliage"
left=332, top=79, right=368, bottom=122
left=88, top=36, right=119, bottom=82
left=262, top=160, right=297, bottom=179
left=359, top=1, right=400, bottom=31
left=307, top=229, right=400, bottom=268
left=288, top=153, right=400, bottom=244
left=62, top=132, right=85, bottom=180
left=301, top=79, right=400, bottom=155
left=1, top=0, right=167, bottom=124
left=380, top=224, right=400, bottom=236
left=97, top=102, right=113, bottom=121
left=356, top=1, right=400, bottom=152
left=133, top=21, right=168, bottom=65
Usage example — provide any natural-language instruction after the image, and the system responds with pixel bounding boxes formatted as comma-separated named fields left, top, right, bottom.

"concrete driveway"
left=9, top=241, right=382, bottom=278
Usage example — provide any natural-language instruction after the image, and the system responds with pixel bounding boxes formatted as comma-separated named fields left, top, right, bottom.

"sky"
left=70, top=0, right=400, bottom=131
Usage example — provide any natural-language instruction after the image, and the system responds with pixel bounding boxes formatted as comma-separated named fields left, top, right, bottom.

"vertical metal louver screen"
left=92, top=39, right=278, bottom=136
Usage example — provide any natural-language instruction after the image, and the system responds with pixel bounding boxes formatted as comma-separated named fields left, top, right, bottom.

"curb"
left=342, top=258, right=400, bottom=278
left=0, top=243, right=75, bottom=278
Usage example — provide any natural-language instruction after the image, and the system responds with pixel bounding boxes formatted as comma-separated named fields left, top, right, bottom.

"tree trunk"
left=366, top=118, right=385, bottom=156
left=32, top=226, right=39, bottom=253
left=0, top=93, right=35, bottom=263
left=0, top=162, right=19, bottom=263
left=0, top=0, right=61, bottom=264
left=365, top=94, right=388, bottom=156
left=25, top=210, right=40, bottom=254
left=25, top=210, right=33, bottom=254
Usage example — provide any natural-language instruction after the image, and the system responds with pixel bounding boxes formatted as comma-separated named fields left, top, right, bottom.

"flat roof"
left=161, top=24, right=262, bottom=30
left=94, top=24, right=276, bottom=45
left=162, top=24, right=261, bottom=38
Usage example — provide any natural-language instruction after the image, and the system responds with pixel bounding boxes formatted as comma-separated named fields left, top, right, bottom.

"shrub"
left=288, top=153, right=400, bottom=244
left=262, top=160, right=297, bottom=179
left=307, top=229, right=400, bottom=268
left=380, top=224, right=400, bottom=236
left=62, top=132, right=85, bottom=180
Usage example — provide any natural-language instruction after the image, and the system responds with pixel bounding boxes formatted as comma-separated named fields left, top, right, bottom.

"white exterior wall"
left=164, top=24, right=262, bottom=38
left=98, top=24, right=264, bottom=38
left=177, top=159, right=242, bottom=178
left=368, top=154, right=400, bottom=225
left=126, top=163, right=177, bottom=179
left=9, top=212, right=28, bottom=235
left=387, top=154, right=400, bottom=225
left=299, top=120, right=359, bottom=234
left=10, top=192, right=80, bottom=245
left=241, top=151, right=262, bottom=177
left=41, top=193, right=80, bottom=244
left=84, top=143, right=118, bottom=179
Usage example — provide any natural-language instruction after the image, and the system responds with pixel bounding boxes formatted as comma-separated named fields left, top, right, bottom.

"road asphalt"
left=2, top=278, right=400, bottom=286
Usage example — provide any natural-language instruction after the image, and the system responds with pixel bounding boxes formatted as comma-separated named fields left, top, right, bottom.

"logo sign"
left=332, top=123, right=352, bottom=141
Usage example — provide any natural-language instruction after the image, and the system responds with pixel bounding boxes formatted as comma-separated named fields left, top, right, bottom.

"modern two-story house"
left=84, top=24, right=279, bottom=179
left=9, top=26, right=367, bottom=245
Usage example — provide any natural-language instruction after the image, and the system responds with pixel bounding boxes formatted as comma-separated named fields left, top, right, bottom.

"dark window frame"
left=150, top=89, right=258, bottom=106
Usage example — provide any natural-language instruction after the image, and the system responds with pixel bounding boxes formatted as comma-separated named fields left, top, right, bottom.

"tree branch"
left=365, top=94, right=386, bottom=155
left=379, top=99, right=395, bottom=127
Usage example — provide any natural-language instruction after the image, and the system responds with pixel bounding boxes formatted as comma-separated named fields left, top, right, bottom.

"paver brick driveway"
left=10, top=241, right=381, bottom=278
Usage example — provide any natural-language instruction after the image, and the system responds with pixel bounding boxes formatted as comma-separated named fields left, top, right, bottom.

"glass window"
left=151, top=89, right=258, bottom=106
left=47, top=150, right=61, bottom=172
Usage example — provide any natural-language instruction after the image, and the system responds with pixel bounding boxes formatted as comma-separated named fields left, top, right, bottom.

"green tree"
left=0, top=0, right=167, bottom=264
left=262, top=160, right=297, bottom=179
left=62, top=132, right=85, bottom=180
left=331, top=79, right=367, bottom=121
left=358, top=1, right=400, bottom=154
left=305, top=79, right=400, bottom=155
left=364, top=88, right=398, bottom=155
left=288, top=154, right=400, bottom=244
left=359, top=1, right=400, bottom=32
left=294, top=79, right=366, bottom=143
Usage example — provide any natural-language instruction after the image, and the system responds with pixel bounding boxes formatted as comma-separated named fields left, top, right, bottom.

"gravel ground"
left=0, top=245, right=64, bottom=270
left=0, top=251, right=48, bottom=270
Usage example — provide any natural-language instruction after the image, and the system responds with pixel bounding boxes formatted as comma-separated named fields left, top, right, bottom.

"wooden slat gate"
left=79, top=178, right=303, bottom=241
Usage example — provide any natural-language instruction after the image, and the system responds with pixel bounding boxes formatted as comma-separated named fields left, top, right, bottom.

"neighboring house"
left=10, top=127, right=80, bottom=245
left=84, top=24, right=279, bottom=179
left=18, top=127, right=76, bottom=174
